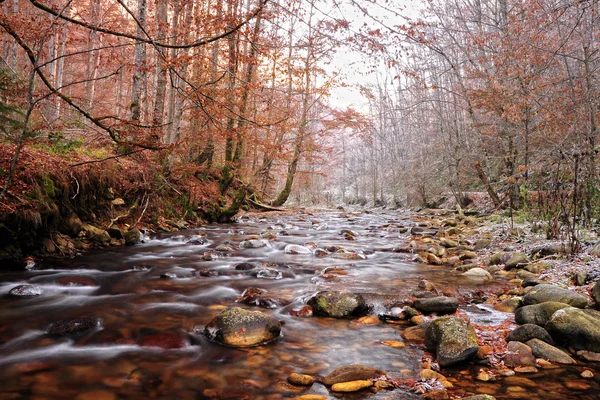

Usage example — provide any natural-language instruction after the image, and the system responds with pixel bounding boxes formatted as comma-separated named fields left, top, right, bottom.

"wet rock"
left=506, top=324, right=554, bottom=345
left=43, top=238, right=56, bottom=253
left=322, top=364, right=386, bottom=386
left=503, top=341, right=536, bottom=367
left=8, top=284, right=42, bottom=296
left=159, top=272, right=176, bottom=279
left=577, top=350, right=600, bottom=362
left=287, top=373, right=314, bottom=386
left=240, top=239, right=268, bottom=249
left=494, top=297, right=522, bottom=313
left=234, top=262, right=257, bottom=271
left=418, top=280, right=437, bottom=292
left=462, top=396, right=497, bottom=400
left=440, top=238, right=459, bottom=248
left=592, top=281, right=600, bottom=305
left=292, top=396, right=327, bottom=400
left=253, top=268, right=283, bottom=280
left=123, top=228, right=141, bottom=246
left=204, top=307, right=281, bottom=347
left=56, top=276, right=98, bottom=286
left=215, top=244, right=235, bottom=252
left=402, top=324, right=428, bottom=340
left=474, top=236, right=492, bottom=250
left=60, top=213, right=84, bottom=237
left=284, top=244, right=312, bottom=254
left=488, top=251, right=510, bottom=266
left=461, top=267, right=492, bottom=280
left=427, top=253, right=443, bottom=265
left=107, top=225, right=123, bottom=240
left=138, top=332, right=186, bottom=349
left=515, top=302, right=572, bottom=326
left=525, top=338, right=575, bottom=364
left=186, top=235, right=207, bottom=245
left=331, top=249, right=366, bottom=260
left=237, top=287, right=281, bottom=309
left=424, top=316, right=479, bottom=367
left=545, top=307, right=600, bottom=352
left=331, top=380, right=372, bottom=392
left=413, top=290, right=437, bottom=299
left=505, top=252, right=530, bottom=270
left=307, top=291, right=368, bottom=318
left=522, top=284, right=590, bottom=308
left=459, top=250, right=478, bottom=260
left=413, top=297, right=459, bottom=315
left=581, top=370, right=594, bottom=379
left=47, top=317, right=101, bottom=336
left=82, top=224, right=111, bottom=244
left=516, top=270, right=544, bottom=287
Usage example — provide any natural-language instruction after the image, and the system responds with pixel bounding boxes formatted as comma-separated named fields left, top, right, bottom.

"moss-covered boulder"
left=307, top=291, right=368, bottom=318
left=506, top=324, right=554, bottom=345
left=522, top=284, right=590, bottom=308
left=204, top=307, right=281, bottom=347
left=82, top=224, right=111, bottom=244
left=526, top=338, right=575, bottom=364
left=515, top=302, right=572, bottom=326
left=545, top=307, right=600, bottom=352
left=123, top=228, right=141, bottom=246
left=425, top=316, right=479, bottom=367
left=592, top=281, right=600, bottom=306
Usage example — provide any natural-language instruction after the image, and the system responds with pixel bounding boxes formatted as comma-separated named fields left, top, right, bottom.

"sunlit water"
left=1, top=211, right=598, bottom=399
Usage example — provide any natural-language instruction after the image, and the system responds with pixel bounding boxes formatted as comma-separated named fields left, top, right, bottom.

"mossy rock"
left=204, top=307, right=281, bottom=347
left=425, top=316, right=479, bottom=367
left=307, top=291, right=368, bottom=318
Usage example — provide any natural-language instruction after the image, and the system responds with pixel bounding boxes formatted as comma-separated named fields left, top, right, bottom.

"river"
left=1, top=210, right=599, bottom=399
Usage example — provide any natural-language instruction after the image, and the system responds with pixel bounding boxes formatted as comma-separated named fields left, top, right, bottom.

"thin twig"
left=133, top=194, right=150, bottom=228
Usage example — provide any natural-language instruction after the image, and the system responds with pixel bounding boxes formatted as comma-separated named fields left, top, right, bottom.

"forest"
left=0, top=0, right=599, bottom=254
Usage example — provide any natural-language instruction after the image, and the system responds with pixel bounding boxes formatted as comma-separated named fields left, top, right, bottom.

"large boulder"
left=425, top=316, right=479, bottom=367
left=308, top=291, right=368, bottom=318
left=505, top=252, right=530, bottom=270
left=322, top=364, right=386, bottom=386
left=59, top=213, right=83, bottom=237
left=514, top=302, right=572, bottom=326
left=522, top=284, right=590, bottom=308
left=123, top=228, right=141, bottom=246
left=506, top=324, right=554, bottom=345
left=204, top=307, right=281, bottom=347
left=525, top=338, right=575, bottom=364
left=545, top=307, right=600, bottom=353
left=413, top=296, right=459, bottom=315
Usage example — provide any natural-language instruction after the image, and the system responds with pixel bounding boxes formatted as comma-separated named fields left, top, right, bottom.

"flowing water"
left=1, top=211, right=599, bottom=399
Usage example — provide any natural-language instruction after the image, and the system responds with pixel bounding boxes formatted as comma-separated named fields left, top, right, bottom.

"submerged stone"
left=8, top=284, right=42, bottom=297
left=47, top=317, right=101, bottom=337
left=322, top=364, right=386, bottom=386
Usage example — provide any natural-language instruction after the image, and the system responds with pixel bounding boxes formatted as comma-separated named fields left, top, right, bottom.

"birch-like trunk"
left=130, top=0, right=147, bottom=122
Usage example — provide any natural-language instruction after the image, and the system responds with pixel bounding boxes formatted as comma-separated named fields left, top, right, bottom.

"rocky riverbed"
left=1, top=208, right=600, bottom=399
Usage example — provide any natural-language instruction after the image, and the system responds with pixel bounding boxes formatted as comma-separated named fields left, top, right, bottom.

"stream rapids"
left=1, top=210, right=599, bottom=399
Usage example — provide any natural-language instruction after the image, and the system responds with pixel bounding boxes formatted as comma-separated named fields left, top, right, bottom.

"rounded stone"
left=8, top=284, right=42, bottom=297
left=204, top=307, right=281, bottom=347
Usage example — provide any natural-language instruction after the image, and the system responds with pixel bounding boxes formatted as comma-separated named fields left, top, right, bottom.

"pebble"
left=287, top=373, right=314, bottom=386
left=331, top=380, right=373, bottom=392
left=581, top=370, right=594, bottom=379
left=381, top=340, right=405, bottom=349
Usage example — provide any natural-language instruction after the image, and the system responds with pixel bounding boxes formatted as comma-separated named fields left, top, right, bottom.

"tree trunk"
left=130, top=0, right=147, bottom=122
left=474, top=160, right=502, bottom=207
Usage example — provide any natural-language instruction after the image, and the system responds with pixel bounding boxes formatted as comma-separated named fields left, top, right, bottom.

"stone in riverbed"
left=284, top=244, right=312, bottom=254
left=545, top=307, right=600, bottom=352
left=461, top=267, right=492, bottom=280
left=525, top=338, right=575, bottom=364
left=503, top=341, right=536, bottom=368
left=240, top=239, right=268, bottom=249
left=514, top=302, right=572, bottom=326
left=322, top=364, right=386, bottom=386
left=505, top=252, right=530, bottom=270
left=413, top=296, right=459, bottom=315
left=592, top=281, right=600, bottom=305
left=331, top=380, right=372, bottom=392
left=204, top=307, right=281, bottom=347
left=424, top=316, right=479, bottom=367
left=287, top=373, right=314, bottom=386
left=307, top=291, right=368, bottom=318
left=56, top=276, right=98, bottom=286
left=522, top=284, right=590, bottom=308
left=82, top=224, right=111, bottom=244
left=8, top=284, right=42, bottom=296
left=506, top=324, right=554, bottom=345
left=123, top=228, right=141, bottom=246
left=494, top=297, right=522, bottom=313
left=462, top=396, right=497, bottom=400
left=237, top=287, right=281, bottom=309
left=47, top=317, right=101, bottom=337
